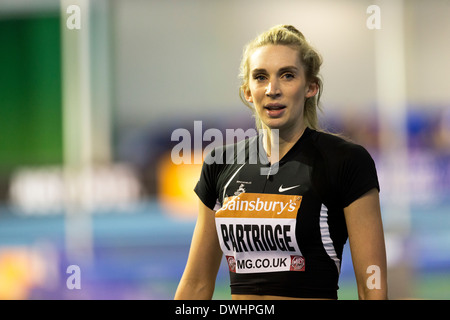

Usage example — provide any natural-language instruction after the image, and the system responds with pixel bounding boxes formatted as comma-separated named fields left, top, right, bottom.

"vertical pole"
left=374, top=0, right=412, bottom=298
left=61, top=0, right=94, bottom=264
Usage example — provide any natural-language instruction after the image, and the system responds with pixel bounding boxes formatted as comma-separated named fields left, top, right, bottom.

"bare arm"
left=344, top=188, right=388, bottom=300
left=174, top=200, right=223, bottom=300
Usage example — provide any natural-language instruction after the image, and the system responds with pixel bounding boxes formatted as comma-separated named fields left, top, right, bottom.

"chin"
left=261, top=118, right=288, bottom=131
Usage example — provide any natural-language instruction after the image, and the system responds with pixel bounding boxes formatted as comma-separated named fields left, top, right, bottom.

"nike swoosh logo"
left=278, top=184, right=300, bottom=193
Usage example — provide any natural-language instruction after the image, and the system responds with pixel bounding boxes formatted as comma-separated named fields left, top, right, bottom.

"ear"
left=243, top=86, right=253, bottom=103
left=305, top=81, right=319, bottom=99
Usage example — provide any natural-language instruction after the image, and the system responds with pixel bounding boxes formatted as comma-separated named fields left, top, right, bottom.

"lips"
left=264, top=103, right=286, bottom=110
left=264, top=103, right=286, bottom=118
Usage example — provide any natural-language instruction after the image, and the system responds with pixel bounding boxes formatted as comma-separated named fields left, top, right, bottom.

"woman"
left=175, top=25, right=387, bottom=300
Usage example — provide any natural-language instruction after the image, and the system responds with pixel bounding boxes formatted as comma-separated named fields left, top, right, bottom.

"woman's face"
left=244, top=45, right=317, bottom=135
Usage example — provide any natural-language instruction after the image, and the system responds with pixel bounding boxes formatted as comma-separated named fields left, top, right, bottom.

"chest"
left=220, top=161, right=316, bottom=201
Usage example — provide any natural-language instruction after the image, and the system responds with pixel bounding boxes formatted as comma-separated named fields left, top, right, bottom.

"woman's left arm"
left=344, top=188, right=388, bottom=299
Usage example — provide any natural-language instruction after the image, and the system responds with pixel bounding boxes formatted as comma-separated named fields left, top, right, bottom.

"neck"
left=262, top=124, right=306, bottom=162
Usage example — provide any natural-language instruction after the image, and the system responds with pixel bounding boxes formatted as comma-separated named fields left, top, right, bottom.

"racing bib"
left=215, top=192, right=305, bottom=274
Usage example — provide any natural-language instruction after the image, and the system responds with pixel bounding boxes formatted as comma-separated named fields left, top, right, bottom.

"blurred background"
left=0, top=0, right=449, bottom=299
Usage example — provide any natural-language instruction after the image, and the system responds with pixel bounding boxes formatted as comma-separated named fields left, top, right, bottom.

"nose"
left=265, top=80, right=281, bottom=98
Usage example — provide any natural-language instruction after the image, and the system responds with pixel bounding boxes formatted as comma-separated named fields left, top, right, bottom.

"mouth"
left=264, top=103, right=286, bottom=111
left=263, top=103, right=286, bottom=118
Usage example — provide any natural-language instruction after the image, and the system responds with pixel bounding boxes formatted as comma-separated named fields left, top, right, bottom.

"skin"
left=244, top=45, right=318, bottom=162
left=175, top=44, right=388, bottom=300
left=174, top=199, right=222, bottom=300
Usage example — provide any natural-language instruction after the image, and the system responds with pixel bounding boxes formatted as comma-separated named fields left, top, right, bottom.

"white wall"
left=2, top=0, right=448, bottom=126
left=111, top=0, right=450, bottom=128
left=404, top=0, right=450, bottom=107
left=111, top=0, right=376, bottom=126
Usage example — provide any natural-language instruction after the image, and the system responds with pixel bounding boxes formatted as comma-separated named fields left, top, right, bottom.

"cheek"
left=288, top=84, right=307, bottom=103
left=248, top=85, right=265, bottom=103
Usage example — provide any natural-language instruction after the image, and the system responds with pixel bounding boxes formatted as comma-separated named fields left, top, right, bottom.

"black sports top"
left=194, top=128, right=380, bottom=299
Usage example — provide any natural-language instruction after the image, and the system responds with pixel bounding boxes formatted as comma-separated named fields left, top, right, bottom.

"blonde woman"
left=175, top=25, right=387, bottom=300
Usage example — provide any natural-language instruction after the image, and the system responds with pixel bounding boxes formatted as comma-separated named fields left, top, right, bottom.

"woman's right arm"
left=174, top=199, right=223, bottom=300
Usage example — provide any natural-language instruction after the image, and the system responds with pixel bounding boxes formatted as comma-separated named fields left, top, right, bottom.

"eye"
left=282, top=72, right=295, bottom=80
left=253, top=74, right=267, bottom=81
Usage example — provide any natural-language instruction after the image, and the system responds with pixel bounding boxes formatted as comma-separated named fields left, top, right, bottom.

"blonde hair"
left=238, top=25, right=323, bottom=130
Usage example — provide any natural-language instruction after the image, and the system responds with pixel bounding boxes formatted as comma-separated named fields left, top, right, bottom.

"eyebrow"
left=251, top=66, right=299, bottom=75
